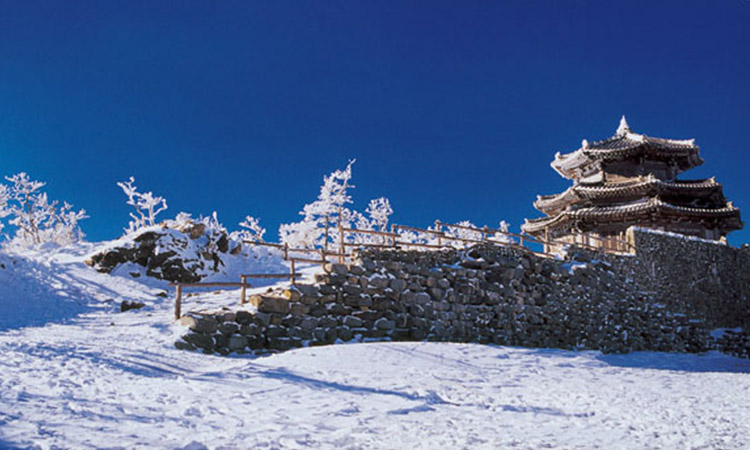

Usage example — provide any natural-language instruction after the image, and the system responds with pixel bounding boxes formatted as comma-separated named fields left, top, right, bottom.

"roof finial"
left=616, top=115, right=630, bottom=135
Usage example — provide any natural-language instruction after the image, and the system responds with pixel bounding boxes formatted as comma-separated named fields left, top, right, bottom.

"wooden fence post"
left=338, top=221, right=345, bottom=264
left=325, top=216, right=330, bottom=252
left=290, top=259, right=296, bottom=285
left=283, top=243, right=289, bottom=260
left=174, top=285, right=182, bottom=320
left=240, top=276, right=247, bottom=304
left=435, top=220, right=442, bottom=247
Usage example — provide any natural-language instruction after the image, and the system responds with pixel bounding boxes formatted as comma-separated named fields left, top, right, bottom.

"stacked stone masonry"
left=176, top=229, right=750, bottom=357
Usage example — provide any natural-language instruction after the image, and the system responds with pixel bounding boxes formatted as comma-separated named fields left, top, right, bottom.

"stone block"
left=266, top=325, right=288, bottom=337
left=282, top=288, right=302, bottom=301
left=228, top=334, right=248, bottom=351
left=300, top=317, right=318, bottom=331
left=295, top=283, right=320, bottom=296
left=235, top=310, right=253, bottom=325
left=290, top=303, right=310, bottom=316
left=189, top=317, right=218, bottom=334
left=389, top=279, right=407, bottom=291
left=239, top=323, right=262, bottom=336
left=375, top=318, right=395, bottom=330
left=343, top=316, right=363, bottom=328
left=183, top=333, right=214, bottom=352
left=337, top=326, right=354, bottom=341
left=349, top=265, right=365, bottom=275
left=218, top=322, right=239, bottom=335
left=257, top=297, right=290, bottom=314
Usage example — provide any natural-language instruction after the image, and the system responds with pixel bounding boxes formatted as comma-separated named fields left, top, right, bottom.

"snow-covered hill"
left=0, top=244, right=749, bottom=450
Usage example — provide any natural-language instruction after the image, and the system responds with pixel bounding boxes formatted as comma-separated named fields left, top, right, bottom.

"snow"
left=631, top=226, right=729, bottom=246
left=0, top=244, right=749, bottom=450
left=616, top=115, right=630, bottom=135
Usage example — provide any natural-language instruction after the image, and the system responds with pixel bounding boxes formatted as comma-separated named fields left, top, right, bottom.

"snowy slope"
left=0, top=244, right=749, bottom=450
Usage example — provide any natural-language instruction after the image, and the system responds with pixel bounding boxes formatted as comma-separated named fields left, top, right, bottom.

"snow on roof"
left=551, top=118, right=702, bottom=179
left=533, top=176, right=723, bottom=215
left=523, top=197, right=741, bottom=234
left=630, top=226, right=731, bottom=246
left=616, top=115, right=631, bottom=136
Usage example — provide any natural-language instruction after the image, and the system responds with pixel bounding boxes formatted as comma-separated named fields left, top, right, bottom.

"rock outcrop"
left=88, top=224, right=241, bottom=283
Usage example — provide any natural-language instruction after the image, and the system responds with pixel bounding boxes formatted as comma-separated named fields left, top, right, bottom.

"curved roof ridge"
left=523, top=198, right=741, bottom=234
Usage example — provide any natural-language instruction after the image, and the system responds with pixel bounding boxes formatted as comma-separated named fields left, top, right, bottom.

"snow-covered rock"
left=87, top=225, right=285, bottom=283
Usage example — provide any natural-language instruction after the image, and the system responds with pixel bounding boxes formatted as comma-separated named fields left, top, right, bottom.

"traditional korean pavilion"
left=522, top=117, right=743, bottom=247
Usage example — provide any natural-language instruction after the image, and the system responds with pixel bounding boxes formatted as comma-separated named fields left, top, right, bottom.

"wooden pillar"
left=324, top=216, right=330, bottom=252
left=290, top=259, right=296, bottom=285
left=174, top=285, right=182, bottom=321
left=338, top=221, right=345, bottom=264
left=435, top=220, right=442, bottom=247
left=240, top=276, right=247, bottom=304
left=283, top=243, right=289, bottom=260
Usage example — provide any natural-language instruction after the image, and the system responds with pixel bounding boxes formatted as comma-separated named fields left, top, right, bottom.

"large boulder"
left=87, top=225, right=234, bottom=283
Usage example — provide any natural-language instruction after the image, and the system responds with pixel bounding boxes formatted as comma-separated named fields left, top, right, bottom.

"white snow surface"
left=1, top=244, right=749, bottom=450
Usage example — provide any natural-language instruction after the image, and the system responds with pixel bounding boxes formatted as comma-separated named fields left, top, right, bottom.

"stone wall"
left=175, top=228, right=750, bottom=357
left=175, top=243, right=714, bottom=356
left=623, top=228, right=750, bottom=328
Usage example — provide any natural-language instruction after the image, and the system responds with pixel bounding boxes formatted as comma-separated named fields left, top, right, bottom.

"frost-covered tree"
left=279, top=160, right=398, bottom=248
left=236, top=215, right=265, bottom=243
left=0, top=184, right=9, bottom=234
left=366, top=197, right=393, bottom=232
left=444, top=220, right=483, bottom=247
left=280, top=160, right=357, bottom=248
left=117, top=177, right=168, bottom=233
left=2, top=172, right=87, bottom=246
left=491, top=220, right=516, bottom=244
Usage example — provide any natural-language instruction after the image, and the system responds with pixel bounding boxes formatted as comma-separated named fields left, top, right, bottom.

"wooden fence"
left=247, top=219, right=634, bottom=265
left=172, top=220, right=632, bottom=320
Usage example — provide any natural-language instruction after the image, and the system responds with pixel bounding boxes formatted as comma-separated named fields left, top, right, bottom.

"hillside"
left=0, top=241, right=749, bottom=450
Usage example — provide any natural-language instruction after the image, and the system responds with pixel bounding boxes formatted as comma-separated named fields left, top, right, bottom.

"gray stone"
left=182, top=333, right=214, bottom=351
left=235, top=310, right=253, bottom=325
left=218, top=322, right=239, bottom=335
left=258, top=297, right=290, bottom=314
left=389, top=279, right=408, bottom=291
left=179, top=315, right=198, bottom=328
left=368, top=276, right=390, bottom=289
left=375, top=318, right=396, bottom=330
left=290, top=303, right=310, bottom=316
left=228, top=334, right=248, bottom=351
left=300, top=317, right=318, bottom=331
left=189, top=317, right=218, bottom=334
left=295, top=283, right=320, bottom=296
left=343, top=316, right=363, bottom=328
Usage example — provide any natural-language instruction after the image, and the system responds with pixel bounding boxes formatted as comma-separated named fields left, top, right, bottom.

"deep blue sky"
left=1, top=0, right=749, bottom=244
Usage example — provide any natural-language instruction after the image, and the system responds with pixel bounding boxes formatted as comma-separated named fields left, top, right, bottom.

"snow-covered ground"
left=0, top=245, right=749, bottom=450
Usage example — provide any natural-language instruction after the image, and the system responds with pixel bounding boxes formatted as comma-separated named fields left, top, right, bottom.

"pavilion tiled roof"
left=523, top=197, right=741, bottom=235
left=534, top=175, right=722, bottom=215
left=551, top=117, right=704, bottom=179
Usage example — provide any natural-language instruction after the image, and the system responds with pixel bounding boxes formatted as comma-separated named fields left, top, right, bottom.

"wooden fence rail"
left=172, top=272, right=303, bottom=320
left=174, top=219, right=634, bottom=320
left=244, top=219, right=634, bottom=261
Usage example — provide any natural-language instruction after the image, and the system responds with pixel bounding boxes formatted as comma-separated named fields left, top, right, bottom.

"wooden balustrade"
left=181, top=220, right=632, bottom=320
